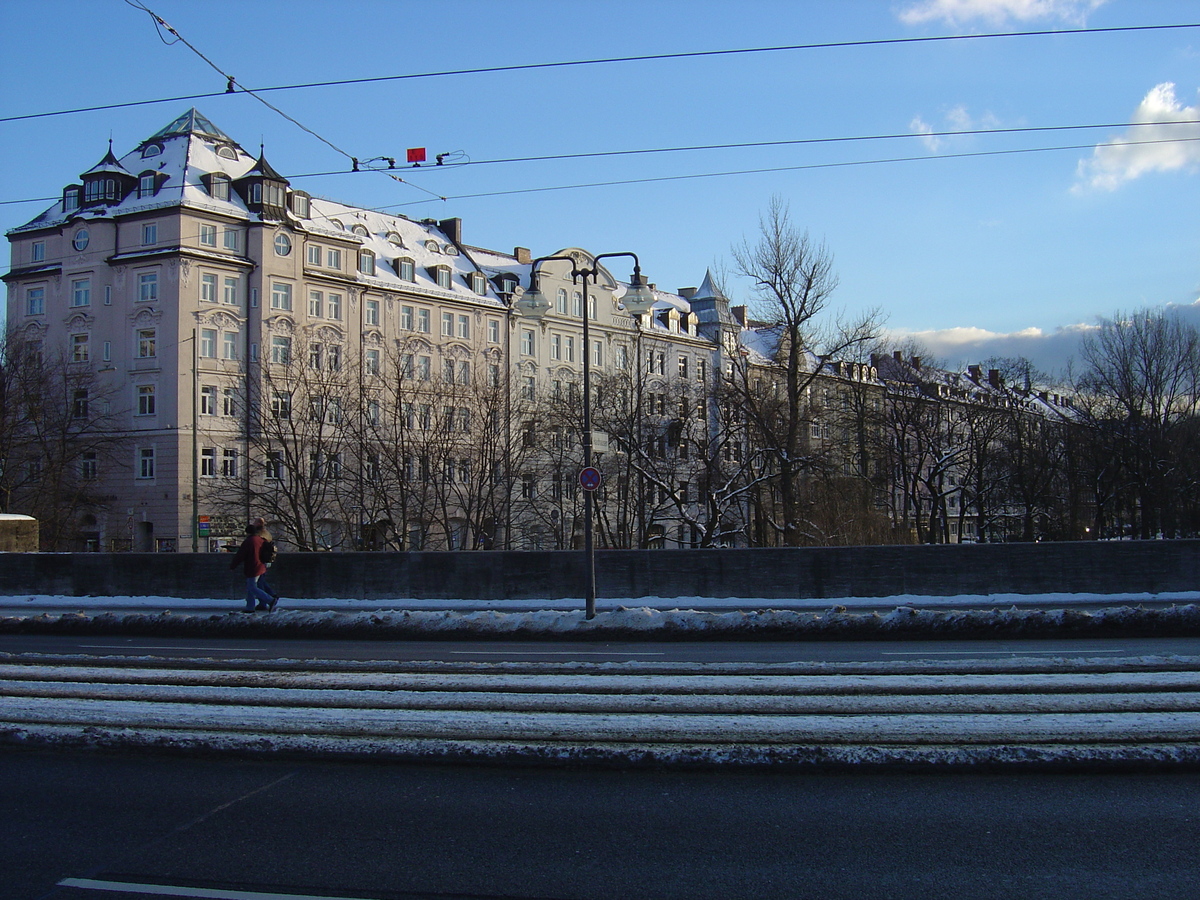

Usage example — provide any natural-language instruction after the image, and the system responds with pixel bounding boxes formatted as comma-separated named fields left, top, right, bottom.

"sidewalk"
left=1, top=591, right=1199, bottom=640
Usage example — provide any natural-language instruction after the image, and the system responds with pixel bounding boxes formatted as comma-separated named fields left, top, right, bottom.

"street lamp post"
left=516, top=252, right=655, bottom=619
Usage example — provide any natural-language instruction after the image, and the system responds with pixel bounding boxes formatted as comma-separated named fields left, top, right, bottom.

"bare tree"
left=727, top=197, right=884, bottom=545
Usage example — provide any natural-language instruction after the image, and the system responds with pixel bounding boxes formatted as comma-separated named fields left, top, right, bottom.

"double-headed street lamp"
left=516, top=252, right=656, bottom=619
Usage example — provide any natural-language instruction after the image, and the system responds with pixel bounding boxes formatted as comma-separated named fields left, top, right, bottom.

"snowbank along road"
left=3, top=651, right=1200, bottom=769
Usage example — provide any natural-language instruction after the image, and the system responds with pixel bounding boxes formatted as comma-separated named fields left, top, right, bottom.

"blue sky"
left=3, top=0, right=1199, bottom=376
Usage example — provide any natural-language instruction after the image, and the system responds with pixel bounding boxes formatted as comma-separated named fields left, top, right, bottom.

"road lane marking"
left=58, top=877, right=371, bottom=899
left=881, top=649, right=1127, bottom=656
left=78, top=645, right=270, bottom=652
left=449, top=650, right=665, bottom=656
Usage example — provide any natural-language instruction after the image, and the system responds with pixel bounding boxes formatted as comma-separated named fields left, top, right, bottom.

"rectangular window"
left=679, top=356, right=689, bottom=379
left=271, top=282, right=292, bottom=311
left=365, top=349, right=380, bottom=375
left=222, top=449, right=238, bottom=477
left=222, top=387, right=237, bottom=417
left=223, top=228, right=239, bottom=251
left=31, top=240, right=45, bottom=262
left=199, top=224, right=216, bottom=246
left=441, top=312, right=453, bottom=336
left=326, top=293, right=342, bottom=320
left=436, top=268, right=451, bottom=290
left=398, top=258, right=415, bottom=282
left=103, top=341, right=111, bottom=361
left=137, top=329, right=156, bottom=358
left=572, top=291, right=583, bottom=318
left=365, top=299, right=380, bottom=326
left=141, top=223, right=157, bottom=245
left=222, top=276, right=240, bottom=305
left=137, top=384, right=156, bottom=416
left=138, top=447, right=155, bottom=479
left=358, top=250, right=376, bottom=276
left=521, top=329, right=535, bottom=356
left=401, top=305, right=414, bottom=330
left=326, top=248, right=341, bottom=269
left=271, top=335, right=291, bottom=364
left=222, top=331, right=238, bottom=360
left=327, top=344, right=341, bottom=372
left=551, top=334, right=561, bottom=361
left=200, top=448, right=216, bottom=477
left=199, top=328, right=217, bottom=358
left=457, top=360, right=469, bottom=384
left=72, top=389, right=88, bottom=419
left=556, top=289, right=567, bottom=314
left=593, top=340, right=603, bottom=367
left=26, top=287, right=44, bottom=316
left=488, top=319, right=500, bottom=343
left=308, top=290, right=323, bottom=317
left=272, top=392, right=291, bottom=420
left=71, top=334, right=89, bottom=362
left=200, top=273, right=217, bottom=302
left=417, top=309, right=430, bottom=333
left=265, top=451, right=283, bottom=480
left=522, top=376, right=535, bottom=400
left=443, top=360, right=455, bottom=383
left=138, top=272, right=158, bottom=303
left=309, top=342, right=322, bottom=370
left=565, top=336, right=575, bottom=363
left=139, top=174, right=156, bottom=198
left=697, top=359, right=707, bottom=382
left=457, top=315, right=470, bottom=339
left=71, top=278, right=91, bottom=308
left=307, top=243, right=322, bottom=266
left=417, top=356, right=431, bottom=381
left=81, top=451, right=97, bottom=481
left=200, top=385, right=216, bottom=415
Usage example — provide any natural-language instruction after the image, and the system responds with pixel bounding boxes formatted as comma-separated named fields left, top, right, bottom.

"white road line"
left=58, top=877, right=371, bottom=899
left=78, top=645, right=269, bottom=652
left=879, top=649, right=1131, bottom=657
left=447, top=650, right=667, bottom=657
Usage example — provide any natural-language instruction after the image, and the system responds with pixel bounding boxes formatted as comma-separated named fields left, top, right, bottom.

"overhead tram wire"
left=118, top=0, right=446, bottom=202
left=3, top=22, right=1198, bottom=126
left=377, top=134, right=1200, bottom=210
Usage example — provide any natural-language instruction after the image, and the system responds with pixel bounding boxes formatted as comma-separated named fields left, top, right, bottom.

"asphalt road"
left=6, top=746, right=1199, bottom=900
left=5, top=632, right=1200, bottom=665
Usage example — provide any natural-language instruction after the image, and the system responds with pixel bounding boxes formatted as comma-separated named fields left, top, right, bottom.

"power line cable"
left=3, top=22, right=1197, bottom=126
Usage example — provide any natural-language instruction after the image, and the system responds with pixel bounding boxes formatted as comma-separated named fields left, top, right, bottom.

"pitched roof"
left=147, top=108, right=234, bottom=142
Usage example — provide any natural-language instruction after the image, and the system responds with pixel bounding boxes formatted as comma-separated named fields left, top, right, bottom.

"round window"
left=274, top=233, right=292, bottom=256
left=73, top=229, right=90, bottom=251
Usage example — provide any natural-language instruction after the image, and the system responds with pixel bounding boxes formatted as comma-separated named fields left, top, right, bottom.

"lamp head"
left=620, top=270, right=656, bottom=317
left=515, top=284, right=552, bottom=321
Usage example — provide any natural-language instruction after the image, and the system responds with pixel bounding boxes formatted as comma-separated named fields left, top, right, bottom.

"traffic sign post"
left=579, top=467, right=602, bottom=492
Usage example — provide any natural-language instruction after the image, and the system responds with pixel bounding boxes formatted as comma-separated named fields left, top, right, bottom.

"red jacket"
left=231, top=534, right=267, bottom=578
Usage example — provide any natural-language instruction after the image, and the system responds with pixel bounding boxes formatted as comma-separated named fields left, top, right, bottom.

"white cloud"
left=910, top=106, right=1002, bottom=152
left=898, top=0, right=1107, bottom=27
left=1075, top=83, right=1200, bottom=192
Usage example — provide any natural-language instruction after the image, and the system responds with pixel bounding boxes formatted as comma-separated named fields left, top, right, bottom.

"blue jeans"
left=245, top=576, right=274, bottom=609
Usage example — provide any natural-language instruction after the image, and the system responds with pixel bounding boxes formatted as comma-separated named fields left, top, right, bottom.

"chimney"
left=968, top=365, right=982, bottom=382
left=732, top=305, right=747, bottom=326
left=513, top=246, right=531, bottom=264
left=893, top=350, right=903, bottom=362
left=988, top=369, right=1003, bottom=389
left=678, top=287, right=697, bottom=300
left=438, top=217, right=462, bottom=243
left=911, top=356, right=922, bottom=370
left=870, top=353, right=882, bottom=368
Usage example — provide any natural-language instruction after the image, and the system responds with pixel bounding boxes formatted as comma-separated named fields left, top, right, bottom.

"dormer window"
left=203, top=173, right=231, bottom=201
left=469, top=272, right=487, bottom=295
left=138, top=172, right=159, bottom=198
left=358, top=249, right=376, bottom=276
left=216, top=146, right=238, bottom=160
left=63, top=187, right=81, bottom=213
left=430, top=265, right=452, bottom=289
left=386, top=232, right=403, bottom=247
left=495, top=275, right=519, bottom=296
left=396, top=257, right=415, bottom=282
left=83, top=178, right=118, bottom=204
left=289, top=191, right=310, bottom=218
left=141, top=143, right=163, bottom=159
left=352, top=224, right=369, bottom=237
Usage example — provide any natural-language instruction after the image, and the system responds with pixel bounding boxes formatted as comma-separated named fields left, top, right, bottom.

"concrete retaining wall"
left=0, top=541, right=1195, bottom=601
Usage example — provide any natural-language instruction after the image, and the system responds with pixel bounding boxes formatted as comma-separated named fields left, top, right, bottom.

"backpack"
left=259, top=539, right=277, bottom=564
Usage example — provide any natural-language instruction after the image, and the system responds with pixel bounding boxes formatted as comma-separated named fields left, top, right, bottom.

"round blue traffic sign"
left=579, top=466, right=602, bottom=491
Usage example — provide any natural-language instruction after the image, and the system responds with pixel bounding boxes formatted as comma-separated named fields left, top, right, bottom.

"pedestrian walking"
left=250, top=517, right=281, bottom=607
left=230, top=522, right=278, bottom=612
